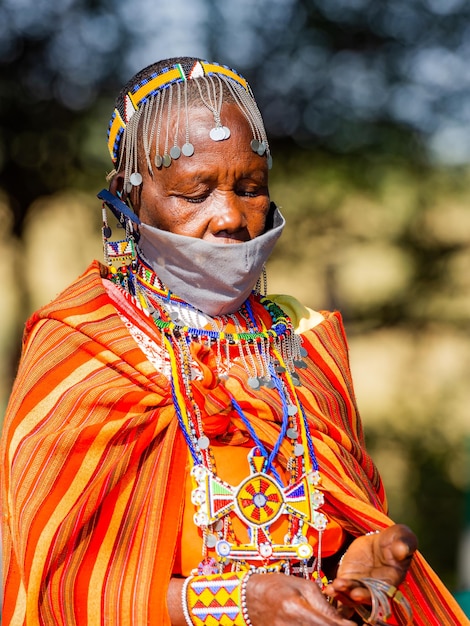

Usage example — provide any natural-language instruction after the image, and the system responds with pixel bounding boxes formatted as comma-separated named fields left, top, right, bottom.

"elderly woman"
left=0, top=57, right=466, bottom=625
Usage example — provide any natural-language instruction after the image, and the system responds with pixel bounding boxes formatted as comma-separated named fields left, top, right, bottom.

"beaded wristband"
left=185, top=572, right=252, bottom=626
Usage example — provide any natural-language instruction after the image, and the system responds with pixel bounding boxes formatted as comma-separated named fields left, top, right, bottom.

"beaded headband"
left=107, top=59, right=272, bottom=190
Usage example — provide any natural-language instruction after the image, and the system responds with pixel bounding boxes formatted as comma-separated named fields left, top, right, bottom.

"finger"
left=383, top=524, right=417, bottom=556
left=324, top=577, right=371, bottom=604
left=246, top=574, right=358, bottom=625
left=288, top=582, right=359, bottom=625
left=390, top=525, right=418, bottom=561
left=290, top=600, right=359, bottom=626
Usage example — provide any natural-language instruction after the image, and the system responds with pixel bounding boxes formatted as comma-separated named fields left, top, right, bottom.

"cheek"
left=137, top=189, right=175, bottom=229
left=139, top=196, right=203, bottom=235
left=247, top=201, right=272, bottom=237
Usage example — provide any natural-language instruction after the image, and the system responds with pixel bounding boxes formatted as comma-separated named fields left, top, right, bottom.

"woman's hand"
left=245, top=572, right=358, bottom=626
left=323, top=524, right=417, bottom=612
left=169, top=525, right=416, bottom=625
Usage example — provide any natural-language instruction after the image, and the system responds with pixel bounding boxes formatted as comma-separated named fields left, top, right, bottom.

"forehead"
left=178, top=104, right=251, bottom=144
left=140, top=103, right=263, bottom=168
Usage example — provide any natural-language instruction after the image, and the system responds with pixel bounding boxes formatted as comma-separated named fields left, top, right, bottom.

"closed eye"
left=237, top=186, right=267, bottom=198
left=182, top=195, right=209, bottom=204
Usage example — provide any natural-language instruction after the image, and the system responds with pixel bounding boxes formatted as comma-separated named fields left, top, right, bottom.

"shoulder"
left=269, top=294, right=350, bottom=357
left=268, top=293, right=325, bottom=333
left=24, top=261, right=111, bottom=338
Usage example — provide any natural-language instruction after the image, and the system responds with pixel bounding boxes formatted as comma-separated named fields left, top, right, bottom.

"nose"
left=208, top=194, right=249, bottom=240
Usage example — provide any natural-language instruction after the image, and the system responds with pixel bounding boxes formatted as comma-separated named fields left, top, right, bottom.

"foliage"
left=2, top=0, right=470, bottom=233
left=365, top=426, right=465, bottom=589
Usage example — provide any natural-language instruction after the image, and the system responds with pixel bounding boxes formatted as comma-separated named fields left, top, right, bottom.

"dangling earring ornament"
left=98, top=188, right=142, bottom=292
left=102, top=203, right=112, bottom=266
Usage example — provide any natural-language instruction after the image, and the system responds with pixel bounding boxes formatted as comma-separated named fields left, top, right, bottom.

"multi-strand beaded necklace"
left=108, top=256, right=328, bottom=581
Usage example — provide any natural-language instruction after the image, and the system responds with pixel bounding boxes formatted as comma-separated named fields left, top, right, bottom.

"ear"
left=109, top=170, right=125, bottom=197
left=109, top=171, right=142, bottom=215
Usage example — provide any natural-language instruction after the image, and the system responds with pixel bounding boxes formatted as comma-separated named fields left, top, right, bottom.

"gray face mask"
left=137, top=205, right=285, bottom=316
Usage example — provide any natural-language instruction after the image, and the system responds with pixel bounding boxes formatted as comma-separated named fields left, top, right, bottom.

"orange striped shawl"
left=1, top=261, right=466, bottom=625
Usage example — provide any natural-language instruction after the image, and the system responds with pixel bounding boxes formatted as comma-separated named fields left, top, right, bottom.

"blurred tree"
left=2, top=0, right=470, bottom=234
left=0, top=0, right=130, bottom=235
left=365, top=425, right=465, bottom=590
left=206, top=0, right=470, bottom=161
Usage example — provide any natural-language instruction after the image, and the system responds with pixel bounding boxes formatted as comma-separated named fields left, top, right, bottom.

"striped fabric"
left=0, top=261, right=466, bottom=625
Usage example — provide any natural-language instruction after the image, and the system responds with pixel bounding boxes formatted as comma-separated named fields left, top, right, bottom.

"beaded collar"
left=107, top=258, right=328, bottom=579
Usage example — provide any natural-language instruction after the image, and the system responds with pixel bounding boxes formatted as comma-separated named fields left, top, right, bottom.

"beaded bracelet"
left=240, top=570, right=255, bottom=626
left=182, top=576, right=194, bottom=626
left=184, top=572, right=253, bottom=626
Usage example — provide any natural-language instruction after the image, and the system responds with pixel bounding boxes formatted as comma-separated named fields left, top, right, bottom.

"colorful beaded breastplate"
left=108, top=256, right=329, bottom=579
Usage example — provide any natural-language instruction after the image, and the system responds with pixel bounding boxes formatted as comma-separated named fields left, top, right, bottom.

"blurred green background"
left=0, top=0, right=469, bottom=614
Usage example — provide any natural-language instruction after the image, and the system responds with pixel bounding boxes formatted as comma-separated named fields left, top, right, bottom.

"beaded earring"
left=98, top=188, right=141, bottom=292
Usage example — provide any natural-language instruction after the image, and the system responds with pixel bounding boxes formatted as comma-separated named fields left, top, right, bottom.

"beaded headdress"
left=107, top=57, right=272, bottom=191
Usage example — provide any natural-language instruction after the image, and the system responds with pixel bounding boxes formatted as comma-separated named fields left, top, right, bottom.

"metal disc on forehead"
left=294, top=443, right=305, bottom=457
left=197, top=435, right=210, bottom=450
left=222, top=126, right=231, bottom=139
left=162, top=154, right=172, bottom=167
left=170, top=145, right=181, bottom=159
left=154, top=154, right=163, bottom=168
left=205, top=534, right=217, bottom=548
left=182, top=142, right=195, bottom=156
left=287, top=404, right=298, bottom=416
left=292, top=374, right=302, bottom=387
left=210, top=126, right=226, bottom=141
left=130, top=172, right=143, bottom=186
left=257, top=141, right=266, bottom=156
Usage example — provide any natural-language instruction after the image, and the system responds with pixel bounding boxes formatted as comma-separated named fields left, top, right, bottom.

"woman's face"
left=129, top=103, right=271, bottom=243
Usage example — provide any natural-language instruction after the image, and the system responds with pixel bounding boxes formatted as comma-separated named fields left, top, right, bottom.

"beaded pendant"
left=191, top=448, right=327, bottom=567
